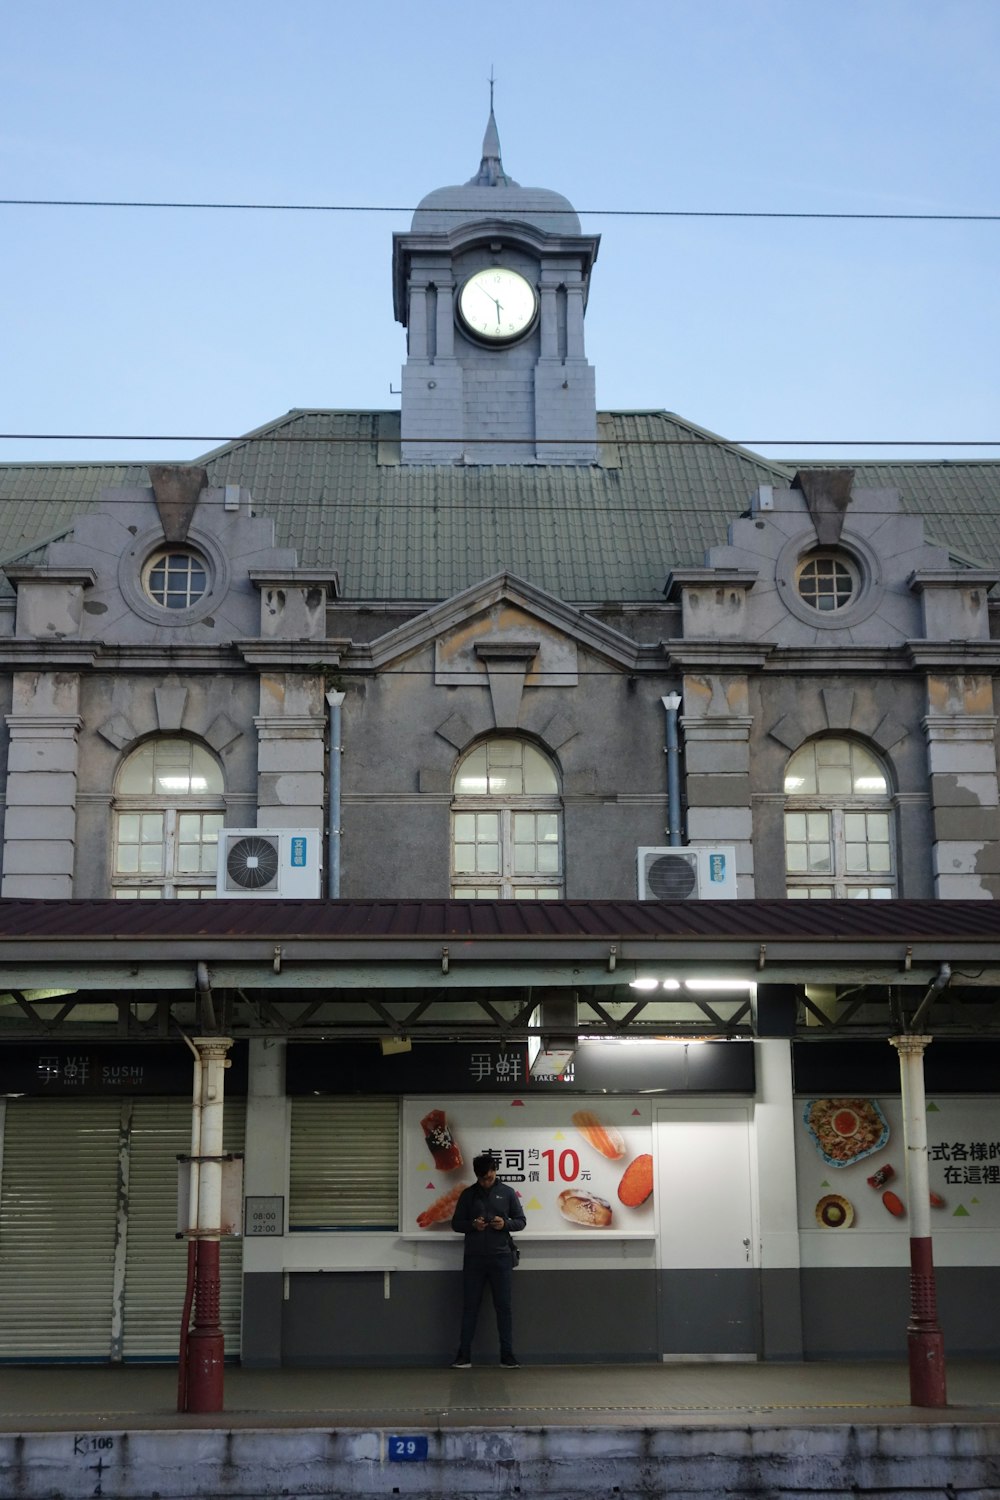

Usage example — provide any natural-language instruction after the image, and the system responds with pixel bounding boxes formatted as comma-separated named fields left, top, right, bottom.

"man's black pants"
left=458, top=1253, right=514, bottom=1358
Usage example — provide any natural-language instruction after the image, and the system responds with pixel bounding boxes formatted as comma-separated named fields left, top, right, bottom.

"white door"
left=654, top=1105, right=757, bottom=1356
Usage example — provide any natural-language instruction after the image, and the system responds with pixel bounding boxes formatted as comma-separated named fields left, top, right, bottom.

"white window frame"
left=141, top=548, right=210, bottom=610
left=796, top=552, right=859, bottom=613
left=112, top=739, right=225, bottom=900
left=784, top=740, right=897, bottom=900
left=451, top=739, right=564, bottom=900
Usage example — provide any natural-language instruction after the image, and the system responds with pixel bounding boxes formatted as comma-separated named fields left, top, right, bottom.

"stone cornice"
left=764, top=646, right=910, bottom=673
left=93, top=644, right=243, bottom=672
left=248, top=569, right=342, bottom=599
left=908, top=570, right=999, bottom=592
left=922, top=713, right=998, bottom=738
left=5, top=714, right=82, bottom=733
left=3, top=566, right=98, bottom=588
left=237, top=641, right=348, bottom=669
left=661, top=641, right=771, bottom=671
left=0, top=642, right=98, bottom=668
left=663, top=569, right=758, bottom=602
left=906, top=641, right=1000, bottom=669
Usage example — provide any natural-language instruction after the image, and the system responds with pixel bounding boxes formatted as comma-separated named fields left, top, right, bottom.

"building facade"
left=0, top=113, right=998, bottom=1369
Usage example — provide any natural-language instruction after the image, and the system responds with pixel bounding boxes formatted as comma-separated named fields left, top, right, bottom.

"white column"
left=889, top=1034, right=947, bottom=1407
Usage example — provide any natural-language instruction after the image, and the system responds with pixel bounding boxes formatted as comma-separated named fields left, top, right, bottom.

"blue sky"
left=1, top=0, right=997, bottom=463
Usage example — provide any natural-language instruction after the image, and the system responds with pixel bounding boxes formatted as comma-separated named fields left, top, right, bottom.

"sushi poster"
left=795, top=1095, right=1000, bottom=1231
left=400, top=1097, right=655, bottom=1239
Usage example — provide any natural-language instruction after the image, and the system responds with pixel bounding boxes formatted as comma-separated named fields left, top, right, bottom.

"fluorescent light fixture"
left=628, top=977, right=660, bottom=991
left=661, top=978, right=681, bottom=991
left=579, top=1036, right=711, bottom=1046
left=685, top=979, right=755, bottom=992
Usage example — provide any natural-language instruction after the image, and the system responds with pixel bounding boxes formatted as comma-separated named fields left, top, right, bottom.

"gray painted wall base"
left=244, top=1266, right=1000, bottom=1368
left=2, top=1424, right=998, bottom=1499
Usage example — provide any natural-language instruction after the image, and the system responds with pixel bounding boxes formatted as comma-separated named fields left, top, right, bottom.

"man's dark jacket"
left=451, top=1180, right=526, bottom=1258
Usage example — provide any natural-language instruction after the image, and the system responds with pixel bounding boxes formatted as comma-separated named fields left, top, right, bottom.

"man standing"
left=451, top=1153, right=525, bottom=1368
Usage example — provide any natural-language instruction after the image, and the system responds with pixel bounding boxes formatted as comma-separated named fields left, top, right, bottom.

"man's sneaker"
left=500, top=1354, right=520, bottom=1368
left=450, top=1355, right=471, bottom=1368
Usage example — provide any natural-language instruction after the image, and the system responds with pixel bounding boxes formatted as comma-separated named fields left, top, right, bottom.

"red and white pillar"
left=889, top=1033, right=947, bottom=1408
left=182, top=1036, right=233, bottom=1413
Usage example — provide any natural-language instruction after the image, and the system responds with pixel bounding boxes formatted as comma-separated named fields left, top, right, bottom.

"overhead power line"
left=2, top=496, right=1000, bottom=520
left=0, top=434, right=998, bottom=449
left=1, top=197, right=997, bottom=223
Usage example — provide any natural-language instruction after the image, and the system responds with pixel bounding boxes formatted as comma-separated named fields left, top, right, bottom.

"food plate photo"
left=803, top=1098, right=890, bottom=1167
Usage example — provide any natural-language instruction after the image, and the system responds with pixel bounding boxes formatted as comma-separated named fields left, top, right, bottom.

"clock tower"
left=393, top=110, right=600, bottom=465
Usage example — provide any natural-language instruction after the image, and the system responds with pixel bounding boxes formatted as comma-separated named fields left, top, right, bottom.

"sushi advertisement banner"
left=796, top=1096, right=1000, bottom=1232
left=401, top=1097, right=655, bottom=1239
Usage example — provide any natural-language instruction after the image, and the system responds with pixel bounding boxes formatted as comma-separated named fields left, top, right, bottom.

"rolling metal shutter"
left=289, top=1098, right=398, bottom=1229
left=0, top=1100, right=120, bottom=1359
left=0, top=1095, right=246, bottom=1362
left=122, top=1097, right=246, bottom=1360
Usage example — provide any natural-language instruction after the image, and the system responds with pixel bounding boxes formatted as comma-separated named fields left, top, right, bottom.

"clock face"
left=457, top=267, right=538, bottom=343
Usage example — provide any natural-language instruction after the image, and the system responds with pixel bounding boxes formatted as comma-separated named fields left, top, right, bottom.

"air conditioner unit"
left=216, top=828, right=322, bottom=899
left=636, top=845, right=737, bottom=901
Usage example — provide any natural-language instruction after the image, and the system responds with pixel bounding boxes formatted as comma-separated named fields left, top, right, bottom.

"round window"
left=142, top=548, right=209, bottom=610
left=796, top=553, right=858, bottom=612
left=776, top=532, right=882, bottom=629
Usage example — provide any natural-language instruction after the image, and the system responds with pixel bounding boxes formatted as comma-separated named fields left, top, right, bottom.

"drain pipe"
left=661, top=693, right=683, bottom=846
left=326, top=690, right=346, bottom=898
left=177, top=1030, right=202, bottom=1414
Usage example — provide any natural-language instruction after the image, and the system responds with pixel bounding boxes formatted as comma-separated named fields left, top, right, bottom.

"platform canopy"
left=0, top=898, right=998, bottom=1042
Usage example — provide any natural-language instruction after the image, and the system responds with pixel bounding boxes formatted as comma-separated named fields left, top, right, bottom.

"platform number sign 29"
left=388, top=1436, right=428, bottom=1462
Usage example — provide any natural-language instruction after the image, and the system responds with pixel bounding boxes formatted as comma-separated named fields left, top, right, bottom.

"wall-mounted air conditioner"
left=636, top=846, right=737, bottom=901
left=216, top=828, right=322, bottom=899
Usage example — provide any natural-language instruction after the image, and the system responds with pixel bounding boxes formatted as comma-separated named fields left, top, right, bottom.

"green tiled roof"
left=833, top=460, right=1000, bottom=569
left=202, top=409, right=794, bottom=601
left=1, top=415, right=998, bottom=603
left=0, top=462, right=148, bottom=569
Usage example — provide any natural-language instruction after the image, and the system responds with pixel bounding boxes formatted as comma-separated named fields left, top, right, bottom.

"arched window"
left=783, top=738, right=895, bottom=899
left=451, top=739, right=563, bottom=899
left=112, top=738, right=225, bottom=899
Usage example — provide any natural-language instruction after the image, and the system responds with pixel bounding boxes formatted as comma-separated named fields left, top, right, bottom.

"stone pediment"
left=354, top=573, right=644, bottom=733
left=357, top=572, right=644, bottom=676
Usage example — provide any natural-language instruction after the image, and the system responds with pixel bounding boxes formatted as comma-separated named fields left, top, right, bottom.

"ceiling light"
left=685, top=979, right=755, bottom=992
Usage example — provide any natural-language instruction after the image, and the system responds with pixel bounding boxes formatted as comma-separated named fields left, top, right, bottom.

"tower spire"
left=469, top=69, right=512, bottom=187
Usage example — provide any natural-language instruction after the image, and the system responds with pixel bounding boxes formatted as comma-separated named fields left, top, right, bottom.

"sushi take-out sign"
left=401, top=1096, right=655, bottom=1239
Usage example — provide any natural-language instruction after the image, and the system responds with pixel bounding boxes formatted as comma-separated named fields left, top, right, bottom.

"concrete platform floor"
left=0, top=1359, right=996, bottom=1433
